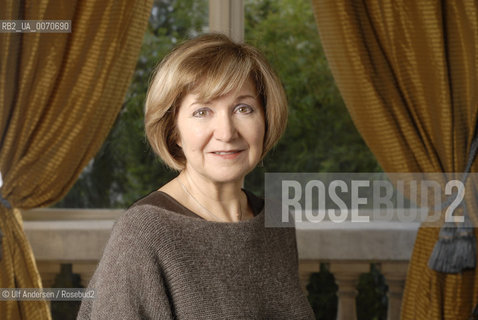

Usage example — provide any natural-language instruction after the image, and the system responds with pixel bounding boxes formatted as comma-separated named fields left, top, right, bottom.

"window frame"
left=208, top=0, right=244, bottom=42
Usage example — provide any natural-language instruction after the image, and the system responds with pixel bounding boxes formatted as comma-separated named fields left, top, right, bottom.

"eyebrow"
left=235, top=94, right=257, bottom=101
left=188, top=94, right=258, bottom=108
left=189, top=101, right=210, bottom=108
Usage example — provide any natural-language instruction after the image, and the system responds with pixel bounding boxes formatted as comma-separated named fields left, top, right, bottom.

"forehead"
left=186, top=77, right=258, bottom=104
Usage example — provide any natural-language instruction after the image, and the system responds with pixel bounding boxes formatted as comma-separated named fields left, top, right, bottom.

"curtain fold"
left=0, top=0, right=153, bottom=318
left=312, top=0, right=477, bottom=319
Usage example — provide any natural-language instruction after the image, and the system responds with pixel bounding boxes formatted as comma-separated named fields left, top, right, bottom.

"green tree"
left=244, top=0, right=380, bottom=195
left=56, top=0, right=208, bottom=208
left=57, top=0, right=381, bottom=205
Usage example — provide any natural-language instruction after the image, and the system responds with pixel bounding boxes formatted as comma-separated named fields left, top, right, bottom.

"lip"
left=209, top=149, right=245, bottom=160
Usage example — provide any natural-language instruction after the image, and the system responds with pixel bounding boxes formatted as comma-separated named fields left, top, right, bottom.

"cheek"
left=177, top=122, right=209, bottom=152
left=247, top=119, right=266, bottom=152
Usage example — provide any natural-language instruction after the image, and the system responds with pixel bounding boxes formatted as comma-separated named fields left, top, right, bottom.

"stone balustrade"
left=21, top=208, right=419, bottom=319
left=296, top=220, right=418, bottom=320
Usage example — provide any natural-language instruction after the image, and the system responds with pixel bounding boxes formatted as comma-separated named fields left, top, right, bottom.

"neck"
left=178, top=169, right=246, bottom=222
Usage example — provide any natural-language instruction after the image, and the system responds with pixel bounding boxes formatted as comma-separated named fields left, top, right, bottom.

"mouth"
left=209, top=150, right=245, bottom=159
left=212, top=150, right=243, bottom=155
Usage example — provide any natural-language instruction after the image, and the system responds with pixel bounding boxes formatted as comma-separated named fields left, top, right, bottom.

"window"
left=56, top=0, right=379, bottom=208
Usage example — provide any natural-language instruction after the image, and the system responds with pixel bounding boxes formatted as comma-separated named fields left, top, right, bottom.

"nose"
left=213, top=113, right=237, bottom=142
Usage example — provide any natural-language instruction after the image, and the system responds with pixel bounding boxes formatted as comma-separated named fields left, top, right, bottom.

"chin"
left=206, top=167, right=251, bottom=184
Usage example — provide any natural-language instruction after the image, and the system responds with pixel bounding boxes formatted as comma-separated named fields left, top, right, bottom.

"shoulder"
left=106, top=195, right=183, bottom=253
left=129, top=190, right=200, bottom=219
left=128, top=190, right=176, bottom=211
left=110, top=191, right=207, bottom=251
left=80, top=201, right=176, bottom=318
left=117, top=191, right=194, bottom=228
left=95, top=192, right=193, bottom=269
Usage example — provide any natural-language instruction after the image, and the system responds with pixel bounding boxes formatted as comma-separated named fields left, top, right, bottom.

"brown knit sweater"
left=77, top=190, right=315, bottom=319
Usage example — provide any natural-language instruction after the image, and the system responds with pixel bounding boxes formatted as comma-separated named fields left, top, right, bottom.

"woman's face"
left=176, top=78, right=265, bottom=184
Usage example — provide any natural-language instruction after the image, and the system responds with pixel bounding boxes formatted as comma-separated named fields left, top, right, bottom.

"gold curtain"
left=312, top=0, right=478, bottom=319
left=0, top=0, right=153, bottom=318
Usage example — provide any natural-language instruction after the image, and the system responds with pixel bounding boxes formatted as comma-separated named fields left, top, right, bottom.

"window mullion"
left=208, top=0, right=244, bottom=42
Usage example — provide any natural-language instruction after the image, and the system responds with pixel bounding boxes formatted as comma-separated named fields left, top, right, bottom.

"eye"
left=192, top=108, right=210, bottom=118
left=234, top=104, right=253, bottom=114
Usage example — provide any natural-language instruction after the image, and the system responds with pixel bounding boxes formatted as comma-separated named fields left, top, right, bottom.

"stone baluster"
left=380, top=262, right=408, bottom=320
left=330, top=262, right=369, bottom=320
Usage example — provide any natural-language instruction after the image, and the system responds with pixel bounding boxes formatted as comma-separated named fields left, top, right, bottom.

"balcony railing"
left=21, top=208, right=419, bottom=320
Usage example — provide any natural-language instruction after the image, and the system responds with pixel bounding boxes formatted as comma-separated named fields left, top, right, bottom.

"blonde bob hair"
left=144, top=33, right=287, bottom=171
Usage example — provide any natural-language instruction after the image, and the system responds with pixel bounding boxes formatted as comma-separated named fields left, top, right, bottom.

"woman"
left=77, top=33, right=315, bottom=319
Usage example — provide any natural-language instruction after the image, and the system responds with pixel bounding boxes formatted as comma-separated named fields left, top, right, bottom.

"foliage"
left=306, top=264, right=338, bottom=320
left=356, top=264, right=388, bottom=320
left=244, top=0, right=381, bottom=195
left=57, top=0, right=380, bottom=208
left=55, top=0, right=207, bottom=208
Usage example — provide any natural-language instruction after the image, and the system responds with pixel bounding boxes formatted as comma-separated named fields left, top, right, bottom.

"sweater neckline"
left=153, top=190, right=264, bottom=224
